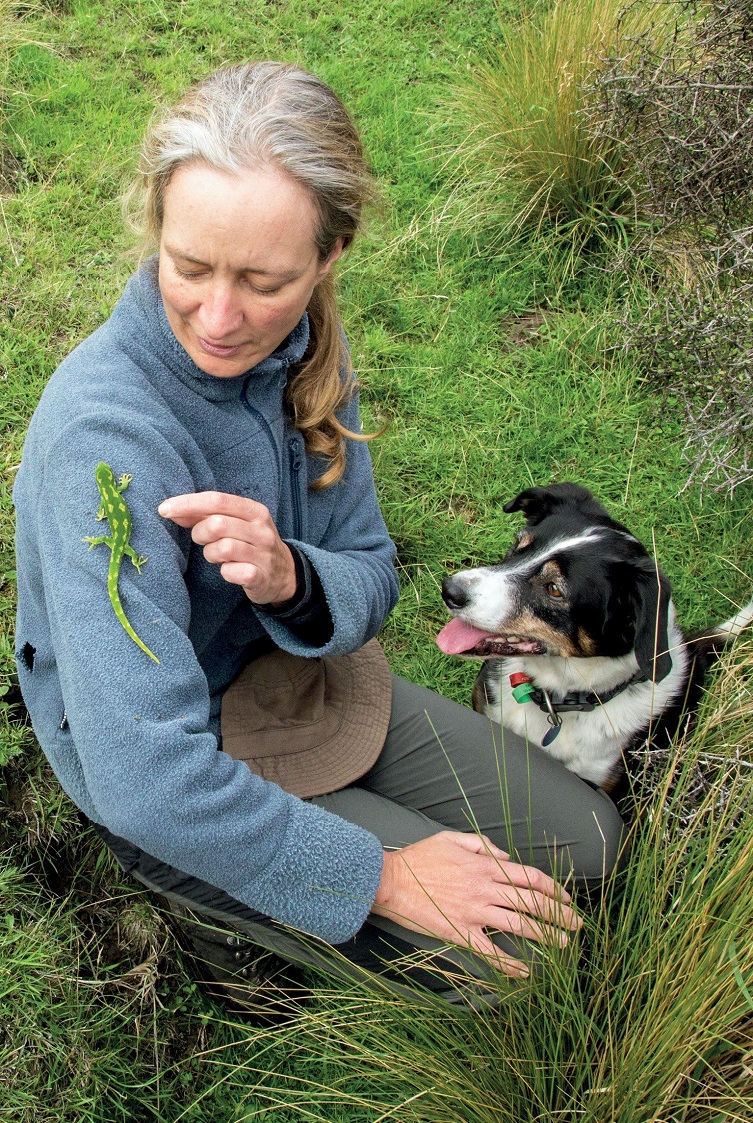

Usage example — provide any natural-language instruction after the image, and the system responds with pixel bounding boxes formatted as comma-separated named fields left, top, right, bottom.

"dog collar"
left=509, top=669, right=648, bottom=747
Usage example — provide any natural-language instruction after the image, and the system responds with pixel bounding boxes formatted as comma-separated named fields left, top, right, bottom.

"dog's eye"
left=545, top=582, right=564, bottom=599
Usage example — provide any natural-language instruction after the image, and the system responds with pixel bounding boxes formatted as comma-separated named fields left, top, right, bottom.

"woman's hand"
left=158, top=491, right=297, bottom=605
left=372, top=831, right=581, bottom=978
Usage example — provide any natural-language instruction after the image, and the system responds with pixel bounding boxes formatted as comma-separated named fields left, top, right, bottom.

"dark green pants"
left=96, top=675, right=625, bottom=1006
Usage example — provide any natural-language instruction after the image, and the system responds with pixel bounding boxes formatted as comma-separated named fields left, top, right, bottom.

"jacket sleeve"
left=256, top=390, right=400, bottom=657
left=15, top=415, right=385, bottom=944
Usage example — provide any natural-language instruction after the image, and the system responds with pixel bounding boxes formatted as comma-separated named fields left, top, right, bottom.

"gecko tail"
left=111, top=589, right=160, bottom=664
left=125, top=618, right=160, bottom=663
left=133, top=635, right=161, bottom=664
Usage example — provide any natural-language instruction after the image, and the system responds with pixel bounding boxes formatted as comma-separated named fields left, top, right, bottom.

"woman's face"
left=158, top=162, right=343, bottom=378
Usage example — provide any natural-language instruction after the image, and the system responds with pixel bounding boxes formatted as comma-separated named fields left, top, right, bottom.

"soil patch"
left=501, top=309, right=559, bottom=350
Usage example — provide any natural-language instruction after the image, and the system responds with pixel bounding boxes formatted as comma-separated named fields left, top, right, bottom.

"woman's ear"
left=317, top=237, right=345, bottom=280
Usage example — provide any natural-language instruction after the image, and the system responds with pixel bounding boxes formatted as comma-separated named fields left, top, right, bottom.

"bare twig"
left=587, top=0, right=753, bottom=489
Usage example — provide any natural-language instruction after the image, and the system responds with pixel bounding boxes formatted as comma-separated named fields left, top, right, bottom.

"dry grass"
left=440, top=0, right=681, bottom=262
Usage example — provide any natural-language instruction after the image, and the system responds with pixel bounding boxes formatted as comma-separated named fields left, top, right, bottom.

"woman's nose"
left=197, top=284, right=243, bottom=340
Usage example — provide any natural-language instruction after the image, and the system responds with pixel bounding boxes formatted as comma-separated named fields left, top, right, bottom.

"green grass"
left=1, top=0, right=752, bottom=1118
left=437, top=0, right=685, bottom=271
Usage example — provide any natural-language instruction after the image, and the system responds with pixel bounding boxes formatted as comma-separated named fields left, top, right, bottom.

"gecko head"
left=95, top=462, right=116, bottom=485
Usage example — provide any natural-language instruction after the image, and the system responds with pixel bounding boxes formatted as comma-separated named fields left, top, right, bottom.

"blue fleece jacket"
left=13, top=260, right=400, bottom=944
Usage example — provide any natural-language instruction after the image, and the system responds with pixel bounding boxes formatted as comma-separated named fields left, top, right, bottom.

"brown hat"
left=220, top=638, right=392, bottom=798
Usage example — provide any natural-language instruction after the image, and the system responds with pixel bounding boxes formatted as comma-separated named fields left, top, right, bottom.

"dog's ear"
left=503, top=482, right=598, bottom=525
left=631, top=562, right=673, bottom=683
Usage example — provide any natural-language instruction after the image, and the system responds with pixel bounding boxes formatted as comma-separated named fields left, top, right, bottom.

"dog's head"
left=437, top=483, right=673, bottom=682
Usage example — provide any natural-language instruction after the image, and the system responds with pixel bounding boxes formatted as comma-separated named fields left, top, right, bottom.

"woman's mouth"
left=198, top=337, right=245, bottom=358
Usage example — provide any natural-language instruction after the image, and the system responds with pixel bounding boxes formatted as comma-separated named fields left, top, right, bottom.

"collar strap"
left=509, top=667, right=649, bottom=749
left=511, top=668, right=648, bottom=719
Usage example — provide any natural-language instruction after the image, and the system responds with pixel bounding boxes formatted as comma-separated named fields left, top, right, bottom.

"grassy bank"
left=1, top=0, right=751, bottom=1118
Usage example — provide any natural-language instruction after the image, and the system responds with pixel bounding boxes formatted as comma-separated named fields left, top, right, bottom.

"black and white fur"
left=438, top=483, right=753, bottom=791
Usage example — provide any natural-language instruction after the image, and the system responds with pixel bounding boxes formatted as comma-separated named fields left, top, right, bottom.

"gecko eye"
left=545, top=582, right=564, bottom=599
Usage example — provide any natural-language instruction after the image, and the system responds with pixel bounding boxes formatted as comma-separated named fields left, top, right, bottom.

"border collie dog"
left=437, top=483, right=752, bottom=791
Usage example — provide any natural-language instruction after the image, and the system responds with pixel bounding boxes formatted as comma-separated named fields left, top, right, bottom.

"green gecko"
left=83, top=461, right=160, bottom=664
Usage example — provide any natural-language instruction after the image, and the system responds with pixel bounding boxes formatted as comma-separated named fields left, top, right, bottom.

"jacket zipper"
left=239, top=381, right=282, bottom=495
left=240, top=375, right=303, bottom=539
left=288, top=436, right=303, bottom=540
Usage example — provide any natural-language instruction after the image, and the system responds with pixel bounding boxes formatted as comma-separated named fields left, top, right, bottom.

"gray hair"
left=136, top=61, right=373, bottom=259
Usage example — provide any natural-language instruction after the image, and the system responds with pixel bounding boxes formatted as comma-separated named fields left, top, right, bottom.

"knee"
left=572, top=792, right=626, bottom=883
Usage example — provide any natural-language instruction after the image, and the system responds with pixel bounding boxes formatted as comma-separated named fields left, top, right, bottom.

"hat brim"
left=220, top=638, right=392, bottom=798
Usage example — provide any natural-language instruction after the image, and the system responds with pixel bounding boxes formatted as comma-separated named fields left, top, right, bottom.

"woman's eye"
left=248, top=281, right=282, bottom=296
left=545, top=582, right=564, bottom=599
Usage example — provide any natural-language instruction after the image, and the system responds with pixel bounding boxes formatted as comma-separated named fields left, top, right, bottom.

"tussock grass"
left=441, top=0, right=680, bottom=264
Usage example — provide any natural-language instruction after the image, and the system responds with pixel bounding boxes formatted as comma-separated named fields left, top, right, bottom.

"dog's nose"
left=442, top=576, right=469, bottom=610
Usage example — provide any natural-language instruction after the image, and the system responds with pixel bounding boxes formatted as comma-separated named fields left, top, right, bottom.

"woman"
left=14, top=62, right=623, bottom=1007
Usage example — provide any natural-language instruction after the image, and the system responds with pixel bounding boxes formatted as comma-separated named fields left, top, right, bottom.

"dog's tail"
left=688, top=598, right=753, bottom=661
left=717, top=600, right=753, bottom=639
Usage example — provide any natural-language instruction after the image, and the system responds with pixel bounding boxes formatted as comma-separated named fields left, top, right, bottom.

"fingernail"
left=158, top=501, right=173, bottom=517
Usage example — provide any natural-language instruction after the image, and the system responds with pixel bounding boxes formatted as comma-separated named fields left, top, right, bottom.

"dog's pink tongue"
left=436, top=618, right=491, bottom=655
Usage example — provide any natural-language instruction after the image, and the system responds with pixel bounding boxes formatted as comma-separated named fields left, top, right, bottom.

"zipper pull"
left=288, top=437, right=302, bottom=471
